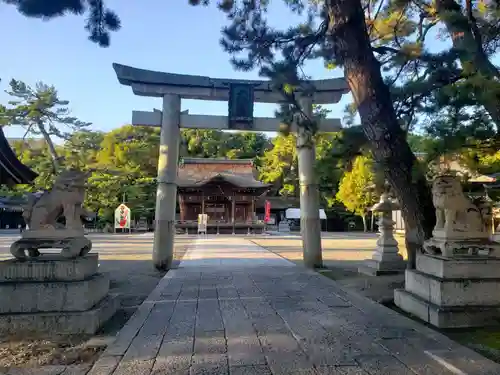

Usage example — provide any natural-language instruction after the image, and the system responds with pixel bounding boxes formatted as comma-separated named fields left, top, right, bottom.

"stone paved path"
left=88, top=237, right=500, bottom=375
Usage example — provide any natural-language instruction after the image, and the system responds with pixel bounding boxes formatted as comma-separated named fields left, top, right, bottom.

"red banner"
left=264, top=200, right=271, bottom=223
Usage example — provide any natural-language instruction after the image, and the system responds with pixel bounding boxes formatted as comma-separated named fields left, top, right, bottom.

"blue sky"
left=0, top=0, right=351, bottom=139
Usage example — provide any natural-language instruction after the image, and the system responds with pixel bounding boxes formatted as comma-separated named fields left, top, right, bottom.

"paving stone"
left=240, top=299, right=290, bottom=335
left=104, top=303, right=154, bottom=356
left=87, top=356, right=121, bottom=375
left=229, top=365, right=272, bottom=375
left=195, top=300, right=223, bottom=332
left=165, top=300, right=197, bottom=338
left=227, top=335, right=266, bottom=367
left=60, top=364, right=92, bottom=375
left=7, top=366, right=66, bottom=375
left=150, top=355, right=191, bottom=375
left=190, top=353, right=228, bottom=375
left=259, top=333, right=313, bottom=374
left=179, top=284, right=200, bottom=300
left=198, top=285, right=218, bottom=300
left=157, top=301, right=197, bottom=360
left=194, top=330, right=227, bottom=354
left=235, top=287, right=262, bottom=298
left=377, top=338, right=457, bottom=375
left=355, top=354, right=415, bottom=375
left=111, top=359, right=154, bottom=375
left=316, top=366, right=368, bottom=375
left=424, top=349, right=500, bottom=375
left=216, top=285, right=239, bottom=299
left=123, top=301, right=176, bottom=361
left=156, top=283, right=182, bottom=301
left=219, top=299, right=255, bottom=336
left=145, top=273, right=179, bottom=302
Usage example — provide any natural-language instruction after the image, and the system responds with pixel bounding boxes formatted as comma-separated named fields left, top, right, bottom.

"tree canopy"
left=336, top=155, right=378, bottom=231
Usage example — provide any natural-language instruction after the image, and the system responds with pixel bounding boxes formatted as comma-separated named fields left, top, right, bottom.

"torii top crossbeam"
left=112, top=63, right=349, bottom=104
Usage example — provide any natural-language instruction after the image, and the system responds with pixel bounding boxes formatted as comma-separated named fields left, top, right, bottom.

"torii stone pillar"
left=153, top=94, right=181, bottom=270
left=297, top=96, right=322, bottom=268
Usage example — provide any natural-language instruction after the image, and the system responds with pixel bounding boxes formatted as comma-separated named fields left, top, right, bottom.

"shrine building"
left=176, top=158, right=270, bottom=234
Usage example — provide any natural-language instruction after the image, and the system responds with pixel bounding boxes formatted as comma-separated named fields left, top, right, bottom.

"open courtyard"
left=1, top=232, right=499, bottom=374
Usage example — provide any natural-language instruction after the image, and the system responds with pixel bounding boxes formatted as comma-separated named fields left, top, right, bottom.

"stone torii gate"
left=112, top=63, right=349, bottom=270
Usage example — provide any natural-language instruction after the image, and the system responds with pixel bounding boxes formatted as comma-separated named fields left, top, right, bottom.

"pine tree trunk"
left=37, top=122, right=61, bottom=173
left=436, top=0, right=500, bottom=126
left=325, top=0, right=436, bottom=268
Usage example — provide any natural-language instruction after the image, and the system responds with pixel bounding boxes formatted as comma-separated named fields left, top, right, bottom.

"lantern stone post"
left=359, top=192, right=406, bottom=275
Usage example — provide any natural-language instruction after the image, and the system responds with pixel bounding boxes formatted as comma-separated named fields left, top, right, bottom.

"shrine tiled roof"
left=0, top=128, right=37, bottom=185
left=177, top=158, right=270, bottom=189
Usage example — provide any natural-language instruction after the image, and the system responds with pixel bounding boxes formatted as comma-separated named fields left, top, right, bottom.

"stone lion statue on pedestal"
left=11, top=169, right=94, bottom=260
left=424, top=175, right=499, bottom=257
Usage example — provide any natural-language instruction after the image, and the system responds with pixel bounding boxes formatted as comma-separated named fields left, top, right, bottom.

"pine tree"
left=0, top=79, right=91, bottom=172
left=2, top=0, right=120, bottom=47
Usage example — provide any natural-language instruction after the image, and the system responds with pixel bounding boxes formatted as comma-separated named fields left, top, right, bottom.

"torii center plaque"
left=228, top=83, right=255, bottom=130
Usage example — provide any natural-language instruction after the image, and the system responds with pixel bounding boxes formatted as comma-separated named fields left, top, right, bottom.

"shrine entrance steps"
left=88, top=237, right=500, bottom=375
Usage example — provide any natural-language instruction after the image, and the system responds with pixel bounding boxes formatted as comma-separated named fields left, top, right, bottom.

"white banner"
left=114, top=204, right=131, bottom=229
left=198, top=214, right=208, bottom=234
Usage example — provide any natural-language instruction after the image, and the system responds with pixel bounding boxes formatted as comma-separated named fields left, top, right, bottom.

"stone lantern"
left=358, top=192, right=406, bottom=276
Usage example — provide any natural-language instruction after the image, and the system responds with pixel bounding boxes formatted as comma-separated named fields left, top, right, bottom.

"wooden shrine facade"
left=176, top=158, right=270, bottom=234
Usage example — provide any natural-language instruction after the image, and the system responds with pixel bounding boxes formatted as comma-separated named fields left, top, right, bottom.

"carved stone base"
left=21, top=228, right=85, bottom=239
left=0, top=254, right=98, bottom=282
left=0, top=273, right=109, bottom=314
left=0, top=294, right=119, bottom=335
left=10, top=233, right=92, bottom=260
left=358, top=258, right=406, bottom=276
left=394, top=289, right=500, bottom=329
left=0, top=254, right=118, bottom=334
left=394, top=253, right=500, bottom=328
left=423, top=236, right=500, bottom=258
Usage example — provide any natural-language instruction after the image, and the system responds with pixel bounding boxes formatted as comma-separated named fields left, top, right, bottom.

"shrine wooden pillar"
left=179, top=194, right=185, bottom=221
left=201, top=192, right=205, bottom=215
left=231, top=193, right=236, bottom=235
left=251, top=198, right=255, bottom=222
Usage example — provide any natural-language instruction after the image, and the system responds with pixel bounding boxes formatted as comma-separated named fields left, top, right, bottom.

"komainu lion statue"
left=432, top=175, right=491, bottom=236
left=11, top=169, right=94, bottom=260
left=424, top=174, right=499, bottom=257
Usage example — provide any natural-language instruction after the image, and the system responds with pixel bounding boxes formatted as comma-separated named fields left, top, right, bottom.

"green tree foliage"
left=0, top=125, right=275, bottom=225
left=180, top=129, right=270, bottom=160
left=356, top=0, right=500, bottom=150
left=336, top=155, right=378, bottom=232
left=0, top=79, right=91, bottom=172
left=258, top=131, right=350, bottom=208
left=2, top=0, right=120, bottom=47
left=259, top=134, right=298, bottom=197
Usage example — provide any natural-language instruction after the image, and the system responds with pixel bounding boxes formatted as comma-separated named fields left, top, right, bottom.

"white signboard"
left=198, top=214, right=208, bottom=234
left=114, top=204, right=131, bottom=229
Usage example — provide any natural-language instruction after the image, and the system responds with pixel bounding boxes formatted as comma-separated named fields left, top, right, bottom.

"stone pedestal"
left=0, top=254, right=119, bottom=335
left=394, top=253, right=500, bottom=328
left=359, top=193, right=406, bottom=276
left=278, top=220, right=291, bottom=233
